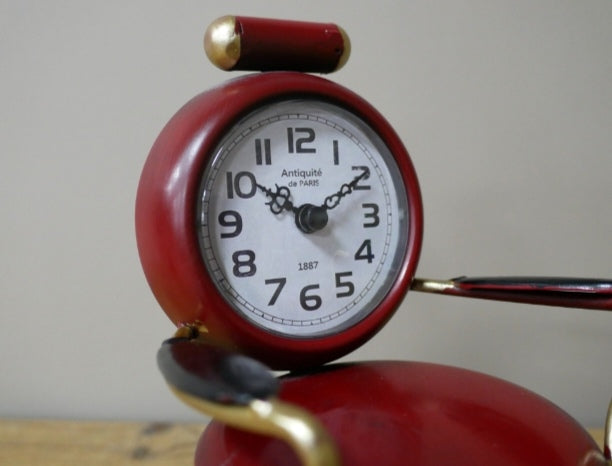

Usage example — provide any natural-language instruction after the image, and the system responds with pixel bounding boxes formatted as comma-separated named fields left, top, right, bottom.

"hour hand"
left=256, top=183, right=297, bottom=215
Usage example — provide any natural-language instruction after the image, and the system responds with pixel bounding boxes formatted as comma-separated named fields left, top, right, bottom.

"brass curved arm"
left=171, top=387, right=340, bottom=466
left=157, top=329, right=341, bottom=466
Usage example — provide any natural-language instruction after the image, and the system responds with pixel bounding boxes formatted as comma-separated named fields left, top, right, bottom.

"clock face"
left=197, top=99, right=410, bottom=338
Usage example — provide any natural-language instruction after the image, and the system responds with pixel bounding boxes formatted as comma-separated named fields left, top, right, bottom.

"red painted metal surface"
left=135, top=71, right=423, bottom=370
left=231, top=16, right=348, bottom=72
left=447, top=277, right=612, bottom=310
left=196, top=361, right=607, bottom=466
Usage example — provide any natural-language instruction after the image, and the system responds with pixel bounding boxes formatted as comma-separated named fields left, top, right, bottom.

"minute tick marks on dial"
left=198, top=99, right=410, bottom=339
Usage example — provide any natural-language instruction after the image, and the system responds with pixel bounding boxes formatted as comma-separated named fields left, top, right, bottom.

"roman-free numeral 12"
left=287, top=127, right=316, bottom=153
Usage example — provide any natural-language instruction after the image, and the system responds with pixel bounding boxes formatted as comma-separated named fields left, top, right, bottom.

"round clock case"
left=136, top=71, right=423, bottom=370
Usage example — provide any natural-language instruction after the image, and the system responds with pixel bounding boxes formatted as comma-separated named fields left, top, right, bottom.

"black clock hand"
left=257, top=182, right=329, bottom=234
left=290, top=168, right=369, bottom=234
left=256, top=183, right=297, bottom=215
left=258, top=167, right=369, bottom=233
left=321, top=167, right=369, bottom=211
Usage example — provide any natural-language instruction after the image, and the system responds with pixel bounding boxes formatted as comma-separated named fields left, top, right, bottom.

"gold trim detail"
left=410, top=277, right=455, bottom=293
left=335, top=26, right=351, bottom=71
left=170, top=385, right=341, bottom=466
left=204, top=15, right=241, bottom=70
left=173, top=323, right=208, bottom=339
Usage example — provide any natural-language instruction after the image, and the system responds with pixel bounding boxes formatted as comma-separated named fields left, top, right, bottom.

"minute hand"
left=322, top=168, right=370, bottom=211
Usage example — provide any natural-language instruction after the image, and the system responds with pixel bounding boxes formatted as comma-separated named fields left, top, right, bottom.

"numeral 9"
left=218, top=210, right=242, bottom=238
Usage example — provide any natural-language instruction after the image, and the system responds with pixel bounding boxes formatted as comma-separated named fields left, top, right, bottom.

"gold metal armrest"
left=170, top=385, right=340, bottom=466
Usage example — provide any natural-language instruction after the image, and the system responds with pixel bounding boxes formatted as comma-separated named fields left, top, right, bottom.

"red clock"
left=135, top=28, right=423, bottom=370
left=139, top=16, right=611, bottom=466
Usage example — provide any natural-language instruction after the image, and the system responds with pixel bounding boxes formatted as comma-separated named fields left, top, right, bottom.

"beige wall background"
left=1, top=1, right=610, bottom=427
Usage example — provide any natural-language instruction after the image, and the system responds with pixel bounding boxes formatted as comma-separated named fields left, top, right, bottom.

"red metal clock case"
left=135, top=71, right=423, bottom=370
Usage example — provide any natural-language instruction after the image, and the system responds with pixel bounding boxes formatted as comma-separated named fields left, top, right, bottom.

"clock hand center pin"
left=256, top=181, right=329, bottom=234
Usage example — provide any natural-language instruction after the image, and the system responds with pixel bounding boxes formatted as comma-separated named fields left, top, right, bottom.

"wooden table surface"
left=0, top=419, right=206, bottom=466
left=0, top=419, right=605, bottom=465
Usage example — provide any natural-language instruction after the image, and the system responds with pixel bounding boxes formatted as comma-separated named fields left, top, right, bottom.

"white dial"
left=198, top=99, right=409, bottom=338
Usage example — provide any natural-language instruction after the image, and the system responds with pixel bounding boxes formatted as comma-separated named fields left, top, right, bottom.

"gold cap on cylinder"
left=204, top=15, right=241, bottom=70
